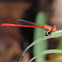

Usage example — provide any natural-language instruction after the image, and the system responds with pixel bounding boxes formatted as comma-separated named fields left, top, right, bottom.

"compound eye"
left=52, top=25, right=57, bottom=31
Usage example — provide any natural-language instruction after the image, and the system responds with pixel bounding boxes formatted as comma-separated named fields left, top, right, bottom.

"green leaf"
left=29, top=49, right=62, bottom=62
left=17, top=30, right=62, bottom=62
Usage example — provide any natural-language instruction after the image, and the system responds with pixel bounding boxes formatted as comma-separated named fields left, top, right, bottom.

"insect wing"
left=17, top=19, right=41, bottom=26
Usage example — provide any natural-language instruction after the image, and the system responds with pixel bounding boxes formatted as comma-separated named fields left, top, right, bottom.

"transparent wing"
left=17, top=19, right=42, bottom=26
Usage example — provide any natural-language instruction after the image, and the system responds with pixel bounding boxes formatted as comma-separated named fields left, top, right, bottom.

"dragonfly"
left=1, top=19, right=56, bottom=36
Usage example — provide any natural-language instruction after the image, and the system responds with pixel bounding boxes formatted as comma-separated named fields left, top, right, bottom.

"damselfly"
left=1, top=19, right=56, bottom=35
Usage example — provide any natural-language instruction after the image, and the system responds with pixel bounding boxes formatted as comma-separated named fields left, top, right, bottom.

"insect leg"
left=48, top=29, right=51, bottom=33
left=43, top=29, right=51, bottom=37
left=43, top=31, right=49, bottom=37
